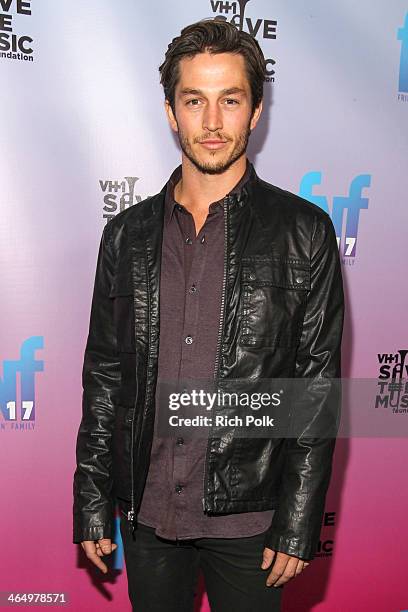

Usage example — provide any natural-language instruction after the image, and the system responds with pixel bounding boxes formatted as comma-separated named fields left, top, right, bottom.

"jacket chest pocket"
left=109, top=272, right=136, bottom=354
left=239, top=257, right=310, bottom=349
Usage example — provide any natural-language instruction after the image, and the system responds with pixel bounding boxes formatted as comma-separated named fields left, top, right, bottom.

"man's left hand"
left=261, top=547, right=310, bottom=587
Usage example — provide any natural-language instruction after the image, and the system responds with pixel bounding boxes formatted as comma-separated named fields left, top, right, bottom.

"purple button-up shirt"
left=136, top=158, right=275, bottom=539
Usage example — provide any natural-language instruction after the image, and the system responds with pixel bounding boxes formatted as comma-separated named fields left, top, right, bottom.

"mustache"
left=195, top=135, right=230, bottom=143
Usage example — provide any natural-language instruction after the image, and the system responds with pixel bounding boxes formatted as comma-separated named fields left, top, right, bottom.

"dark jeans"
left=119, top=505, right=283, bottom=612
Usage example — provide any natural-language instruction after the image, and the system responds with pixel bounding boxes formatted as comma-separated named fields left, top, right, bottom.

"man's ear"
left=249, top=98, right=263, bottom=131
left=164, top=99, right=178, bottom=133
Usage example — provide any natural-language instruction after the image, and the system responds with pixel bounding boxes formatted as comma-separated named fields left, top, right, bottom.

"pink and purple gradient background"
left=1, top=1, right=408, bottom=610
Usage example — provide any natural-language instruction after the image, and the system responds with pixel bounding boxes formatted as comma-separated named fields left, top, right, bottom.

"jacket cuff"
left=263, top=527, right=315, bottom=561
left=73, top=520, right=113, bottom=544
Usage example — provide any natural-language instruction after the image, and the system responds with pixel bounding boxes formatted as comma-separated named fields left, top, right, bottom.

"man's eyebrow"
left=179, top=87, right=247, bottom=97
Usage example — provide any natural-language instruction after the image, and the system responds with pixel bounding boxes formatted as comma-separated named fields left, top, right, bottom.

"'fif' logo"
left=397, top=13, right=408, bottom=92
left=0, top=337, right=44, bottom=422
left=299, top=173, right=370, bottom=258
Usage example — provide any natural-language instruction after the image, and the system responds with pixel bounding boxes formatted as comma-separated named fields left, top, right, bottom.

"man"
left=73, top=18, right=344, bottom=612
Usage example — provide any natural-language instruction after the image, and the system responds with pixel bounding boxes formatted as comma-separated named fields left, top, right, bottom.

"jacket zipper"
left=202, top=195, right=230, bottom=512
left=127, top=234, right=147, bottom=537
left=127, top=226, right=154, bottom=536
left=127, top=406, right=136, bottom=536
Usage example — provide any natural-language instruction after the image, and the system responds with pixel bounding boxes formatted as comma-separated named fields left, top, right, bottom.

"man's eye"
left=186, top=99, right=239, bottom=106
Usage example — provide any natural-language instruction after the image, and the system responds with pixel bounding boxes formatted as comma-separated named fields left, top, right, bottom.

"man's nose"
left=202, top=103, right=223, bottom=132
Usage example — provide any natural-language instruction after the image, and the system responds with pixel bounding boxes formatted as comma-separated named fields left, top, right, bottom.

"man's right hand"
left=81, top=539, right=118, bottom=573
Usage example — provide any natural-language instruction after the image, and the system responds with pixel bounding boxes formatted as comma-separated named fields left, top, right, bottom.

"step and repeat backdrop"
left=1, top=1, right=407, bottom=610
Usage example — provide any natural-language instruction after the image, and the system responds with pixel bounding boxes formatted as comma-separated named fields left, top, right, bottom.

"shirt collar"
left=164, top=157, right=252, bottom=226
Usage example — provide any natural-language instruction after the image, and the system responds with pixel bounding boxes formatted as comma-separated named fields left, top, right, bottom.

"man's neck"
left=173, top=154, right=248, bottom=216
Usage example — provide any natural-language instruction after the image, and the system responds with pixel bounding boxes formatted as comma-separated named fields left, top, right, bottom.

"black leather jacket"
left=73, top=161, right=344, bottom=561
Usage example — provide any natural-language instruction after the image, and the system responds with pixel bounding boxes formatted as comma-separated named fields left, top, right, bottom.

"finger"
left=295, top=560, right=305, bottom=575
left=261, top=547, right=276, bottom=569
left=96, top=544, right=117, bottom=556
left=81, top=541, right=109, bottom=573
left=271, top=558, right=299, bottom=587
left=265, top=552, right=289, bottom=586
left=98, top=538, right=114, bottom=555
left=87, top=552, right=108, bottom=573
left=266, top=554, right=298, bottom=587
left=81, top=541, right=97, bottom=555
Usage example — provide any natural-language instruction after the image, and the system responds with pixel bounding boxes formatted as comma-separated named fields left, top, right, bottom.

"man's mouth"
left=199, top=139, right=228, bottom=149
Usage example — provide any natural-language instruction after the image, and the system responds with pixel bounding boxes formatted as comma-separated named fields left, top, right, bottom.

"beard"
left=175, top=120, right=252, bottom=175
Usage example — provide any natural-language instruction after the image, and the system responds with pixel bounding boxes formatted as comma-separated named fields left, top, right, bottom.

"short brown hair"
left=159, top=18, right=266, bottom=118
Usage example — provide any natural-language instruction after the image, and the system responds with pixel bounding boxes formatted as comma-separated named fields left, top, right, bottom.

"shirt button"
left=200, top=235, right=205, bottom=244
left=176, top=204, right=182, bottom=211
left=175, top=484, right=183, bottom=494
left=189, top=284, right=197, bottom=293
left=185, top=237, right=193, bottom=244
left=176, top=437, right=184, bottom=445
left=185, top=335, right=193, bottom=344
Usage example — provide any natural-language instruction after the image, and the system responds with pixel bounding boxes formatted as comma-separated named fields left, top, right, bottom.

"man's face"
left=165, top=51, right=262, bottom=175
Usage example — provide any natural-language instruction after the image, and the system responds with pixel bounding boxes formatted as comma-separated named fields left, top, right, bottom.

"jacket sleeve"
left=72, top=222, right=121, bottom=544
left=263, top=212, right=345, bottom=560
